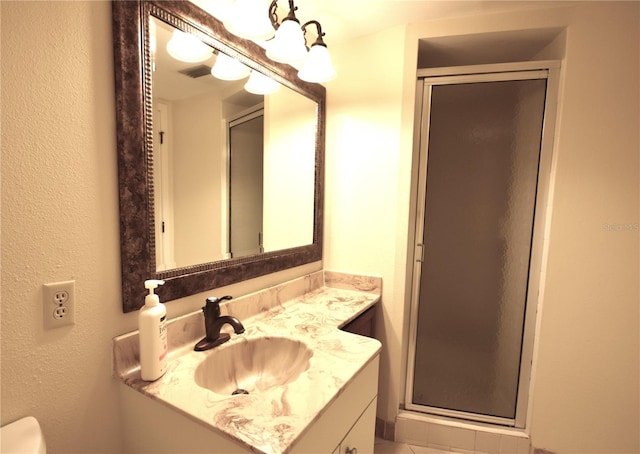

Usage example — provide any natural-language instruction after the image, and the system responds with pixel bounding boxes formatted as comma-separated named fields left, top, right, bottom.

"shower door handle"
left=416, top=243, right=425, bottom=263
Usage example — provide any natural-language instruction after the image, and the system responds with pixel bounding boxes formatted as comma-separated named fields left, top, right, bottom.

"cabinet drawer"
left=339, top=397, right=377, bottom=454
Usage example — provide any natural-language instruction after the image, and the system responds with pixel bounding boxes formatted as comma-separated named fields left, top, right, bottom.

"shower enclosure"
left=405, top=62, right=559, bottom=427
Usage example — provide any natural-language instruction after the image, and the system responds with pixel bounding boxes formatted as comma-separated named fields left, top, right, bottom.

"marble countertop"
left=113, top=271, right=382, bottom=454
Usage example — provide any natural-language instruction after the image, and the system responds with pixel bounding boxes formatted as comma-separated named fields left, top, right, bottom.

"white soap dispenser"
left=139, top=279, right=168, bottom=381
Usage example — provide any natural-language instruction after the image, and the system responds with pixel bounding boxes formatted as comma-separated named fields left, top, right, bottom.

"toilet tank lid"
left=1, top=416, right=46, bottom=454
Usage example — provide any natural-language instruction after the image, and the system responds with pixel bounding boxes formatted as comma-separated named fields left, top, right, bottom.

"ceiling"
left=159, top=1, right=567, bottom=98
left=192, top=0, right=566, bottom=47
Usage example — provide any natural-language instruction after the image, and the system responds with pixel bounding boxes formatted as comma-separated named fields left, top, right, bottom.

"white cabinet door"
left=339, top=397, right=377, bottom=454
left=291, top=356, right=379, bottom=453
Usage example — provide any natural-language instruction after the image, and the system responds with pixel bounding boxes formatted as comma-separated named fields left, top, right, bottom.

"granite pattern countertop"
left=113, top=271, right=382, bottom=454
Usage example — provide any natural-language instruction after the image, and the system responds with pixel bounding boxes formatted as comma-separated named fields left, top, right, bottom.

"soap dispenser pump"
left=139, top=279, right=167, bottom=381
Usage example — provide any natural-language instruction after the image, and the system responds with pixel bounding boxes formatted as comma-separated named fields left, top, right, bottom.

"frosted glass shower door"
left=408, top=73, right=549, bottom=425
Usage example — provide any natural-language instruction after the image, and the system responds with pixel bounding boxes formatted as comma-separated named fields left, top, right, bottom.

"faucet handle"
left=205, top=295, right=233, bottom=305
left=203, top=295, right=233, bottom=318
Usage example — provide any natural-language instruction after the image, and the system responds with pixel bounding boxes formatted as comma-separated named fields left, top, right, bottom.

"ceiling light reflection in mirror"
left=211, top=53, right=251, bottom=81
left=166, top=29, right=212, bottom=63
left=151, top=17, right=316, bottom=272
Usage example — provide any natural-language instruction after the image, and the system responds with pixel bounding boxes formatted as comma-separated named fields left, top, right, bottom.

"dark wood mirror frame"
left=113, top=0, right=325, bottom=313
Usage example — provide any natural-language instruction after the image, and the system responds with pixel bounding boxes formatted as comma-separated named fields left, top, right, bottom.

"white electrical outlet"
left=43, top=280, right=75, bottom=329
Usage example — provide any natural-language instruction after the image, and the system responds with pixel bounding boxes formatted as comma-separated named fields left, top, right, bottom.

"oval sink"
left=195, top=336, right=313, bottom=395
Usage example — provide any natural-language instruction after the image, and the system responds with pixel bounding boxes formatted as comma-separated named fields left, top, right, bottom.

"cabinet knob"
left=345, top=448, right=357, bottom=454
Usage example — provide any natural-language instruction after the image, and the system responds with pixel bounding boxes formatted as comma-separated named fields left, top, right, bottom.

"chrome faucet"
left=194, top=296, right=245, bottom=351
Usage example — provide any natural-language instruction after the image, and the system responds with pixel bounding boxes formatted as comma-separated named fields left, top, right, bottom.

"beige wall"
left=325, top=2, right=639, bottom=453
left=325, top=21, right=412, bottom=443
left=263, top=88, right=316, bottom=252
left=172, top=91, right=225, bottom=267
left=0, top=2, right=319, bottom=452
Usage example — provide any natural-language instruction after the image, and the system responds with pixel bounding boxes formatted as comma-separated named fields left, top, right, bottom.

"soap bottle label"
left=159, top=315, right=168, bottom=367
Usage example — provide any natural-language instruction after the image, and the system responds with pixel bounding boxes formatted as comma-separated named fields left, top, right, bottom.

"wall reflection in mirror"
left=150, top=17, right=316, bottom=272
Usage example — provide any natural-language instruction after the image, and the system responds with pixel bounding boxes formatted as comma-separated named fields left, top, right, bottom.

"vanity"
left=113, top=271, right=381, bottom=453
left=110, top=3, right=379, bottom=452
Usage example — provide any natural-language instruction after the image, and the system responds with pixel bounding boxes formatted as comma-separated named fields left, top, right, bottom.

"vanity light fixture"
left=223, top=0, right=276, bottom=41
left=222, top=0, right=337, bottom=83
left=265, top=1, right=308, bottom=64
left=211, top=52, right=251, bottom=80
left=166, top=29, right=212, bottom=63
left=297, top=20, right=337, bottom=83
left=244, top=70, right=280, bottom=95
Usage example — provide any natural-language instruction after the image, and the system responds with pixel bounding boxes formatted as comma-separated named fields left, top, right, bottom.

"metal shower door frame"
left=404, top=61, right=561, bottom=429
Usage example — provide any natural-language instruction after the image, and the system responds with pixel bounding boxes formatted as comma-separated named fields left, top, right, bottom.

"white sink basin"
left=194, top=336, right=313, bottom=395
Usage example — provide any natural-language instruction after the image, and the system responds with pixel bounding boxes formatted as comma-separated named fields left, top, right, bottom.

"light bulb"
left=211, top=53, right=251, bottom=80
left=266, top=20, right=308, bottom=64
left=244, top=70, right=280, bottom=95
left=298, top=44, right=336, bottom=83
left=166, top=29, right=211, bottom=63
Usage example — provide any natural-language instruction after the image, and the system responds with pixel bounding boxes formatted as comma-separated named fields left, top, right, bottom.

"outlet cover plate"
left=43, top=280, right=75, bottom=329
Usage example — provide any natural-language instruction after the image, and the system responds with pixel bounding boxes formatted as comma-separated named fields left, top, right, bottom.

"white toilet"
left=0, top=416, right=46, bottom=453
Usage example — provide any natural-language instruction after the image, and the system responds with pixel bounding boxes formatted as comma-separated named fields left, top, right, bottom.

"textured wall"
left=1, top=2, right=125, bottom=451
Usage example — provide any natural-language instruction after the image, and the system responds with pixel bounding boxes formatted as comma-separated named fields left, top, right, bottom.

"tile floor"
left=375, top=438, right=455, bottom=454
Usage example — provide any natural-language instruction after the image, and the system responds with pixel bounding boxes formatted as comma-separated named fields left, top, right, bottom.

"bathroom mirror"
left=151, top=17, right=317, bottom=270
left=113, top=0, right=325, bottom=313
